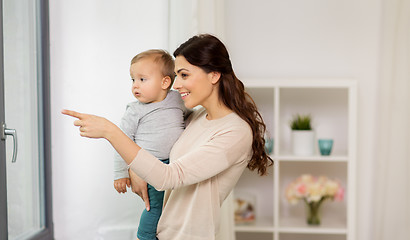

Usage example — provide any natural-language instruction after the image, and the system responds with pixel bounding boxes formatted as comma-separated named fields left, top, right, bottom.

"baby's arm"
left=113, top=178, right=131, bottom=193
left=113, top=104, right=140, bottom=188
left=114, top=152, right=130, bottom=179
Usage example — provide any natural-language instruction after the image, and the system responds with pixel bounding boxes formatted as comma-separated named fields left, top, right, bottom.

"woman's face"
left=173, top=56, right=218, bottom=109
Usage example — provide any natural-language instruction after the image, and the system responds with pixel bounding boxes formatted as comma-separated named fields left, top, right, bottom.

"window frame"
left=0, top=0, right=53, bottom=239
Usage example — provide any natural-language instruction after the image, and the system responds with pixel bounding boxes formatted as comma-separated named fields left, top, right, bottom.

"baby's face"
left=130, top=58, right=166, bottom=103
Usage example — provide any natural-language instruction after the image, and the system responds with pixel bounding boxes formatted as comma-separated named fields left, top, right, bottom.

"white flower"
left=324, top=180, right=338, bottom=196
left=285, top=174, right=344, bottom=204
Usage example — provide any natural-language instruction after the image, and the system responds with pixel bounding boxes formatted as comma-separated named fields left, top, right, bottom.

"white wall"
left=49, top=1, right=169, bottom=239
left=224, top=1, right=381, bottom=240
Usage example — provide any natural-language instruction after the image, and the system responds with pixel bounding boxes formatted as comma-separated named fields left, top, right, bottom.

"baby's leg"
left=136, top=159, right=168, bottom=240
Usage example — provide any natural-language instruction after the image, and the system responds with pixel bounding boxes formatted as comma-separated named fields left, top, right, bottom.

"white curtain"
left=167, top=0, right=225, bottom=52
left=168, top=1, right=235, bottom=240
left=373, top=0, right=410, bottom=239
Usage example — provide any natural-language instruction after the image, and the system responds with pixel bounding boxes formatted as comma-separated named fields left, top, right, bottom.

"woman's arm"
left=62, top=109, right=252, bottom=193
left=62, top=109, right=152, bottom=208
left=129, top=123, right=253, bottom=191
left=61, top=109, right=141, bottom=165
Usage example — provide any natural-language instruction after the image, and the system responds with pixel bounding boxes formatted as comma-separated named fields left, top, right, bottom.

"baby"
left=113, top=49, right=188, bottom=240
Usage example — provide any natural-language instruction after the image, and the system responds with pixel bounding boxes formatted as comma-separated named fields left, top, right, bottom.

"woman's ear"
left=162, top=76, right=172, bottom=90
left=210, top=72, right=221, bottom=85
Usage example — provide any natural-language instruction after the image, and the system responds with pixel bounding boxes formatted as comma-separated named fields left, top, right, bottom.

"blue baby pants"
left=136, top=159, right=169, bottom=240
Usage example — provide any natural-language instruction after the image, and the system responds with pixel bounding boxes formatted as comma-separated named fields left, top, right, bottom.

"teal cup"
left=318, top=139, right=333, bottom=156
left=264, top=138, right=274, bottom=155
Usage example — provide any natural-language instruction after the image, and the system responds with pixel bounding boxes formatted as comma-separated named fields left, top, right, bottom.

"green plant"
left=289, top=114, right=312, bottom=130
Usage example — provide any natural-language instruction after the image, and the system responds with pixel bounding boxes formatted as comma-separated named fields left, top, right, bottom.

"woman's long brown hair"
left=174, top=34, right=273, bottom=175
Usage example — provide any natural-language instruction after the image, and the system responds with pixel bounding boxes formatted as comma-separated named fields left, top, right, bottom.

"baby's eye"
left=140, top=78, right=147, bottom=82
left=131, top=78, right=135, bottom=82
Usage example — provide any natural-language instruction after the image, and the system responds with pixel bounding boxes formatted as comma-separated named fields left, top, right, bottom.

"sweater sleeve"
left=113, top=104, right=140, bottom=180
left=128, top=124, right=252, bottom=191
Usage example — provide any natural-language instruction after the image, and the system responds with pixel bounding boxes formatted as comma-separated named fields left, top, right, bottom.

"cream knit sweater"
left=129, top=107, right=253, bottom=240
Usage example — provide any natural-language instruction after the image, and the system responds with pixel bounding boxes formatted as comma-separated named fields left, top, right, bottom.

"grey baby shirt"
left=113, top=90, right=189, bottom=180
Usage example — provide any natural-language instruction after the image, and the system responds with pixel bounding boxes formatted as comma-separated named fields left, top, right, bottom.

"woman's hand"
left=62, top=109, right=141, bottom=165
left=129, top=168, right=151, bottom=211
left=61, top=109, right=114, bottom=139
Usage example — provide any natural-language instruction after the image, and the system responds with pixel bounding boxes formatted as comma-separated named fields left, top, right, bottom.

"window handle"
left=1, top=122, right=18, bottom=163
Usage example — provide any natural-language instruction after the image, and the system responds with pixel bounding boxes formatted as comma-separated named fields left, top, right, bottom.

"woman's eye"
left=181, top=73, right=188, bottom=78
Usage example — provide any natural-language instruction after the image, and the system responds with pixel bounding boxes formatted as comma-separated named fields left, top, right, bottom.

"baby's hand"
left=114, top=178, right=131, bottom=194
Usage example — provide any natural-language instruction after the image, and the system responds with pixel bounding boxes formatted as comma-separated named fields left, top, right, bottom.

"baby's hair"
left=131, top=49, right=175, bottom=89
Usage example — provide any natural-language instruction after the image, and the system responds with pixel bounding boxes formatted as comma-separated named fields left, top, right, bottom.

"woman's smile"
left=180, top=92, right=190, bottom=99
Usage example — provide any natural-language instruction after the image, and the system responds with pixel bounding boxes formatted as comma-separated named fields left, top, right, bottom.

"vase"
left=305, top=201, right=322, bottom=225
left=292, top=130, right=315, bottom=156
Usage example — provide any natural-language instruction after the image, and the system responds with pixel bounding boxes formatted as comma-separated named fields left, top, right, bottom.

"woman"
left=62, top=34, right=272, bottom=240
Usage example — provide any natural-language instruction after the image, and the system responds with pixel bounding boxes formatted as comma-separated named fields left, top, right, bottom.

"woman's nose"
left=173, top=77, right=181, bottom=89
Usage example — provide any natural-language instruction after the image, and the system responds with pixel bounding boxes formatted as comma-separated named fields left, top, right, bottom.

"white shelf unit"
left=233, top=79, right=357, bottom=240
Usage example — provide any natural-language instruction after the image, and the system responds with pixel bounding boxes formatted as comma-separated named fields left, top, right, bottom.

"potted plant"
left=289, top=114, right=315, bottom=156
